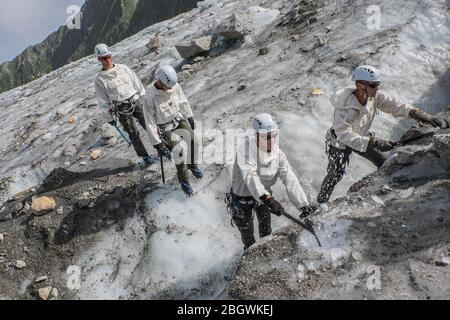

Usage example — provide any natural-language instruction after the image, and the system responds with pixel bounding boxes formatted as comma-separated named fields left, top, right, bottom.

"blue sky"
left=0, top=0, right=85, bottom=63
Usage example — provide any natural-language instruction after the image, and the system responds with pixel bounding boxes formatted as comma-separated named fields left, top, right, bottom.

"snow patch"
left=299, top=218, right=353, bottom=267
left=141, top=171, right=241, bottom=298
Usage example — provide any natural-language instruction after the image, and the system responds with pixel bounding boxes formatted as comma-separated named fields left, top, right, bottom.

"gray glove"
left=369, top=137, right=394, bottom=152
left=409, top=109, right=446, bottom=128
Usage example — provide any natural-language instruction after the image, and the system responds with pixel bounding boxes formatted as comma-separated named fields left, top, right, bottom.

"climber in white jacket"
left=143, top=65, right=202, bottom=196
left=94, top=43, right=153, bottom=165
left=316, top=65, right=447, bottom=204
left=227, top=113, right=315, bottom=249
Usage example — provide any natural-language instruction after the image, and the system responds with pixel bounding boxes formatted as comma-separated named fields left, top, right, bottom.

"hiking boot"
left=142, top=155, right=155, bottom=166
left=180, top=181, right=193, bottom=197
left=189, top=165, right=204, bottom=179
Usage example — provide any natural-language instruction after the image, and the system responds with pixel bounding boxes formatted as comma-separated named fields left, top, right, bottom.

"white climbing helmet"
left=351, top=65, right=381, bottom=83
left=252, top=113, right=279, bottom=134
left=158, top=65, right=178, bottom=88
left=95, top=43, right=112, bottom=58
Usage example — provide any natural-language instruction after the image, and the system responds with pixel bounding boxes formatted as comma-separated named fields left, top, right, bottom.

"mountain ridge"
left=0, top=0, right=198, bottom=94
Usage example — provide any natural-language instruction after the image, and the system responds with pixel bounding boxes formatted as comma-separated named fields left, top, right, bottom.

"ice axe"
left=392, top=119, right=449, bottom=147
left=160, top=154, right=166, bottom=184
left=279, top=209, right=322, bottom=247
left=158, top=137, right=173, bottom=185
left=392, top=131, right=435, bottom=147
left=109, top=120, right=132, bottom=146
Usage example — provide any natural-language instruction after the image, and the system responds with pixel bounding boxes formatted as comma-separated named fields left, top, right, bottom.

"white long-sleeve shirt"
left=232, top=136, right=309, bottom=209
left=143, top=82, right=194, bottom=146
left=330, top=87, right=415, bottom=152
left=95, top=64, right=146, bottom=118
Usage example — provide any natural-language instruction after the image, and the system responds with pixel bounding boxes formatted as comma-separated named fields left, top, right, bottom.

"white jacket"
left=95, top=64, right=146, bottom=115
left=143, top=82, right=194, bottom=146
left=330, top=87, right=415, bottom=152
left=232, top=136, right=309, bottom=209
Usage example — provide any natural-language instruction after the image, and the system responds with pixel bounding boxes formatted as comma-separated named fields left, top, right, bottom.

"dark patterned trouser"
left=317, top=144, right=387, bottom=203
left=116, top=99, right=149, bottom=158
left=229, top=194, right=272, bottom=250
left=160, top=120, right=199, bottom=184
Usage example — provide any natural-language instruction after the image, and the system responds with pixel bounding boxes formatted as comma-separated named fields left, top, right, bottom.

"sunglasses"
left=99, top=55, right=112, bottom=61
left=366, top=82, right=381, bottom=89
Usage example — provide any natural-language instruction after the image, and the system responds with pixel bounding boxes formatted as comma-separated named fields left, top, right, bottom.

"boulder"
left=15, top=260, right=26, bottom=269
left=316, top=35, right=327, bottom=47
left=63, top=145, right=78, bottom=157
left=23, top=89, right=33, bottom=97
left=35, top=276, right=49, bottom=283
left=38, top=287, right=52, bottom=300
left=381, top=185, right=394, bottom=194
left=31, top=196, right=56, bottom=216
left=218, top=11, right=253, bottom=39
left=178, top=70, right=192, bottom=82
left=146, top=34, right=166, bottom=52
left=175, top=36, right=213, bottom=58
left=311, top=88, right=325, bottom=95
left=55, top=111, right=64, bottom=119
left=193, top=56, right=205, bottom=63
left=100, top=123, right=116, bottom=140
left=89, top=149, right=101, bottom=160
left=237, top=84, right=247, bottom=92
left=181, top=64, right=193, bottom=71
left=258, top=47, right=269, bottom=56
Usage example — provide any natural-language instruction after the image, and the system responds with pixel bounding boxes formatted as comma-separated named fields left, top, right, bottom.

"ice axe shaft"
left=110, top=121, right=132, bottom=146
left=393, top=120, right=449, bottom=147
left=280, top=210, right=322, bottom=247
left=393, top=131, right=435, bottom=147
left=160, top=155, right=166, bottom=184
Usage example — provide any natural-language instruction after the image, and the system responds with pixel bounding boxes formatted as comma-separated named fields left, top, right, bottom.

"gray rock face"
left=433, top=131, right=450, bottom=170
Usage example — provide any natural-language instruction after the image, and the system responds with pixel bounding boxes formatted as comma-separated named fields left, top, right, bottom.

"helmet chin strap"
left=364, top=85, right=369, bottom=107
